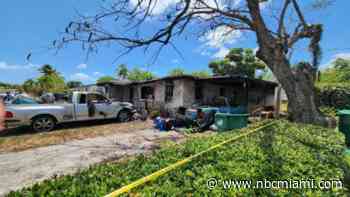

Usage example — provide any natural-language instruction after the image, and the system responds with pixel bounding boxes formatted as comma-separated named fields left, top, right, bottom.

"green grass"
left=7, top=120, right=350, bottom=196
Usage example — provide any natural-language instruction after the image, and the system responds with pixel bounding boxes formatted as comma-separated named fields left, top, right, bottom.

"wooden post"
left=274, top=85, right=282, bottom=118
left=244, top=78, right=249, bottom=108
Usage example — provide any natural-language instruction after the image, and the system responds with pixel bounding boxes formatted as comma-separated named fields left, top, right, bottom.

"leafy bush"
left=317, top=83, right=350, bottom=109
left=320, top=106, right=338, bottom=118
left=8, top=121, right=350, bottom=196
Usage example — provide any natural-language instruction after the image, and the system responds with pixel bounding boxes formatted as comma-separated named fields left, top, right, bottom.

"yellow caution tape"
left=104, top=122, right=275, bottom=197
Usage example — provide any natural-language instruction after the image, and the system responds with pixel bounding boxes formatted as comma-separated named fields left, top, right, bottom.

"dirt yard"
left=0, top=120, right=153, bottom=153
left=0, top=122, right=184, bottom=196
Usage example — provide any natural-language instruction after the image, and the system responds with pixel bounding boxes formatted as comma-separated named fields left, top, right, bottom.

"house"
left=98, top=75, right=279, bottom=114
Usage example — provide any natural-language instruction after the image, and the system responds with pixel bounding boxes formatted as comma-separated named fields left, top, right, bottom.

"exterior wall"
left=108, top=85, right=130, bottom=102
left=130, top=79, right=196, bottom=112
left=198, top=82, right=276, bottom=112
left=164, top=79, right=186, bottom=109
left=200, top=82, right=243, bottom=105
left=247, top=85, right=276, bottom=112
left=104, top=78, right=277, bottom=113
left=182, top=79, right=196, bottom=107
left=73, top=85, right=105, bottom=95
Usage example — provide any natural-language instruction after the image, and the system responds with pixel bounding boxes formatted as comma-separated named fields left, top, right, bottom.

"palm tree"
left=116, top=64, right=128, bottom=79
left=38, top=64, right=58, bottom=76
left=37, top=64, right=66, bottom=93
left=23, top=79, right=42, bottom=95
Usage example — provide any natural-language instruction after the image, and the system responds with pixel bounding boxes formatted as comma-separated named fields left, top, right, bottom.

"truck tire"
left=31, top=115, right=56, bottom=132
left=117, top=110, right=131, bottom=122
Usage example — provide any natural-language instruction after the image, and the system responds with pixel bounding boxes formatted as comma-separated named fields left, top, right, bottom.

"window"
left=195, top=84, right=202, bottom=100
left=12, top=97, right=38, bottom=105
left=141, top=86, right=154, bottom=99
left=79, top=94, right=87, bottom=104
left=129, top=87, right=134, bottom=102
left=220, top=88, right=225, bottom=97
left=165, top=81, right=174, bottom=102
left=87, top=93, right=108, bottom=103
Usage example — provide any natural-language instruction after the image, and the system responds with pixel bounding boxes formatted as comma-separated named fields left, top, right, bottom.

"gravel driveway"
left=0, top=128, right=184, bottom=196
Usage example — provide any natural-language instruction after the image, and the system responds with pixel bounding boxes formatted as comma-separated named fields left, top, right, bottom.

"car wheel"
left=32, top=116, right=56, bottom=132
left=118, top=110, right=131, bottom=122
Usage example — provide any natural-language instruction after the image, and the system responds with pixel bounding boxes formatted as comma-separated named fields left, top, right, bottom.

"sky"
left=1, top=0, right=350, bottom=84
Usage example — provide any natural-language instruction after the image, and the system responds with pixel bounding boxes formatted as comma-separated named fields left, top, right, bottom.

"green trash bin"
left=337, top=110, right=350, bottom=146
left=215, top=113, right=249, bottom=132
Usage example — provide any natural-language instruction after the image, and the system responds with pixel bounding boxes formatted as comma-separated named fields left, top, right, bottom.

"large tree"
left=37, top=64, right=66, bottom=93
left=127, top=68, right=155, bottom=81
left=168, top=68, right=186, bottom=76
left=209, top=48, right=266, bottom=78
left=116, top=64, right=129, bottom=79
left=97, top=76, right=115, bottom=84
left=191, top=70, right=211, bottom=78
left=55, top=0, right=333, bottom=125
left=319, top=58, right=350, bottom=84
left=66, top=81, right=83, bottom=89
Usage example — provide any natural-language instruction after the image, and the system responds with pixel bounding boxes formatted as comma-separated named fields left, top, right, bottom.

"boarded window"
left=141, top=86, right=154, bottom=99
left=129, top=87, right=134, bottom=102
left=195, top=84, right=202, bottom=100
left=165, top=81, right=174, bottom=102
left=220, top=88, right=225, bottom=96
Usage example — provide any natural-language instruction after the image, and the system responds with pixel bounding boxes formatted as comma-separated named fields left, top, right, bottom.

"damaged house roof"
left=97, top=75, right=278, bottom=87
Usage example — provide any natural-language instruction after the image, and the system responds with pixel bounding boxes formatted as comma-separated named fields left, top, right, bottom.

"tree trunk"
left=254, top=35, right=327, bottom=126
left=256, top=47, right=327, bottom=126
left=247, top=0, right=327, bottom=126
left=276, top=64, right=327, bottom=126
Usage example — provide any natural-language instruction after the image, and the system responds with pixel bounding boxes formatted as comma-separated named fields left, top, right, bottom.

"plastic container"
left=219, top=106, right=247, bottom=114
left=185, top=109, right=197, bottom=120
left=201, top=107, right=220, bottom=113
left=154, top=117, right=166, bottom=131
left=337, top=110, right=350, bottom=146
left=215, top=113, right=249, bottom=132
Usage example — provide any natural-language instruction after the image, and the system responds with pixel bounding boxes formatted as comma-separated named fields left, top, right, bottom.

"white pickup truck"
left=4, top=92, right=136, bottom=132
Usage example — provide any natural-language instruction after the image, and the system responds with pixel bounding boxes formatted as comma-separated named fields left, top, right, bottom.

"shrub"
left=317, top=83, right=350, bottom=109
left=7, top=121, right=350, bottom=196
left=320, top=106, right=338, bottom=118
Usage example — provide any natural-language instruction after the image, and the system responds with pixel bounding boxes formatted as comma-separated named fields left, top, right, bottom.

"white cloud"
left=0, top=61, right=38, bottom=70
left=199, top=26, right=242, bottom=58
left=130, top=0, right=178, bottom=15
left=130, top=0, right=243, bottom=16
left=260, top=0, right=272, bottom=9
left=70, top=73, right=93, bottom=82
left=171, top=59, right=179, bottom=64
left=320, top=52, right=350, bottom=69
left=253, top=47, right=259, bottom=55
left=76, top=63, right=87, bottom=69
left=201, top=26, right=242, bottom=49
left=93, top=72, right=103, bottom=76
left=212, top=47, right=230, bottom=58
left=334, top=53, right=350, bottom=60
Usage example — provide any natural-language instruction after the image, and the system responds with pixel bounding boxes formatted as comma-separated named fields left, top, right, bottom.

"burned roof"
left=197, top=75, right=278, bottom=87
left=98, top=75, right=278, bottom=87
left=97, top=79, right=132, bottom=86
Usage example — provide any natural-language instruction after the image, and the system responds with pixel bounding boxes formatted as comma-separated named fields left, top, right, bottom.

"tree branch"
left=278, top=0, right=291, bottom=36
left=291, top=0, right=307, bottom=27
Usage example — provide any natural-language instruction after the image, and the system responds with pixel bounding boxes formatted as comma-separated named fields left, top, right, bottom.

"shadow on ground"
left=0, top=119, right=122, bottom=138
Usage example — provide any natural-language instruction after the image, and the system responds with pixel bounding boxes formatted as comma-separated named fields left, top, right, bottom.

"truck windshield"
left=87, top=94, right=108, bottom=103
left=12, top=97, right=38, bottom=105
